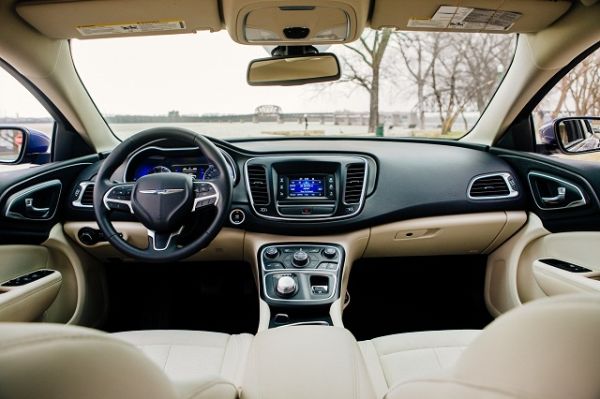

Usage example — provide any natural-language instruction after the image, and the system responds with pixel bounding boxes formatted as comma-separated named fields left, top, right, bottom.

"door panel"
left=0, top=155, right=106, bottom=325
left=485, top=148, right=600, bottom=315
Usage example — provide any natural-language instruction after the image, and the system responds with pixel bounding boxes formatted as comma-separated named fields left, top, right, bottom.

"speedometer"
left=151, top=165, right=171, bottom=174
left=203, top=165, right=219, bottom=180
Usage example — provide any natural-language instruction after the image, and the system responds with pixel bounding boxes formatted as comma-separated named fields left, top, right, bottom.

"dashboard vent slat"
left=81, top=184, right=94, bottom=206
left=469, top=174, right=512, bottom=198
left=247, top=165, right=270, bottom=205
left=344, top=163, right=366, bottom=204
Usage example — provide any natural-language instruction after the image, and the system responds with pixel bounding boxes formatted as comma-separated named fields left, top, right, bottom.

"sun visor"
left=16, top=0, right=222, bottom=39
left=370, top=0, right=573, bottom=33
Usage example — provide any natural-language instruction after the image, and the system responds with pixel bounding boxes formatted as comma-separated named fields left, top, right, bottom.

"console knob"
left=276, top=275, right=297, bottom=297
left=292, top=250, right=309, bottom=267
left=323, top=247, right=337, bottom=258
left=265, top=247, right=279, bottom=259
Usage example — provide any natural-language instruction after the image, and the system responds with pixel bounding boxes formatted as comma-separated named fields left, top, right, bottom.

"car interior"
left=0, top=0, right=599, bottom=398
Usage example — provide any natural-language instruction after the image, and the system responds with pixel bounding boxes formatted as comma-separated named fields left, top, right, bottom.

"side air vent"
left=344, top=163, right=366, bottom=204
left=72, top=182, right=94, bottom=208
left=247, top=165, right=270, bottom=205
left=468, top=173, right=518, bottom=199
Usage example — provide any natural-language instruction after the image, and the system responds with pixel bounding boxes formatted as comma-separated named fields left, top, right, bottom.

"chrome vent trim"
left=468, top=172, right=519, bottom=200
left=344, top=163, right=366, bottom=204
left=247, top=164, right=270, bottom=205
left=72, top=181, right=94, bottom=208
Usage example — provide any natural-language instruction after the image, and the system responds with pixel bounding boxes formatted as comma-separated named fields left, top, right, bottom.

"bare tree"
left=338, top=28, right=393, bottom=132
left=458, top=34, right=515, bottom=112
left=536, top=49, right=600, bottom=120
left=393, top=33, right=439, bottom=129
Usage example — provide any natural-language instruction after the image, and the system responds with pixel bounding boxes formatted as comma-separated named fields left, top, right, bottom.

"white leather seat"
left=382, top=294, right=600, bottom=399
left=359, top=330, right=479, bottom=398
left=0, top=323, right=242, bottom=399
left=113, top=330, right=253, bottom=397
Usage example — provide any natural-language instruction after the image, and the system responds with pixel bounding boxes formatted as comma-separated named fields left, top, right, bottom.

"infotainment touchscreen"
left=288, top=177, right=325, bottom=197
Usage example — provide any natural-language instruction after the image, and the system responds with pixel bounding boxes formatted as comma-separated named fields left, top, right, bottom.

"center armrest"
left=241, top=325, right=376, bottom=399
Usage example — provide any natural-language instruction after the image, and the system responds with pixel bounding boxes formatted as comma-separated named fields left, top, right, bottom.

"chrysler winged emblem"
left=139, top=189, right=184, bottom=195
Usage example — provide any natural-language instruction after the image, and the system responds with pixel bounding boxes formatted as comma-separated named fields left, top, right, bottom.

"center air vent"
left=247, top=165, right=270, bottom=205
left=468, top=173, right=518, bottom=199
left=344, top=163, right=366, bottom=204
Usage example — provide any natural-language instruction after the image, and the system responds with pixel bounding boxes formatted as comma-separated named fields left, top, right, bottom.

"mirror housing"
left=550, top=117, right=600, bottom=153
left=0, top=126, right=50, bottom=165
left=247, top=52, right=340, bottom=86
left=0, top=127, right=27, bottom=164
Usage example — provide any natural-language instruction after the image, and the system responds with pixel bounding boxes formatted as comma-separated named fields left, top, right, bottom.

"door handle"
left=25, top=198, right=50, bottom=218
left=541, top=186, right=566, bottom=205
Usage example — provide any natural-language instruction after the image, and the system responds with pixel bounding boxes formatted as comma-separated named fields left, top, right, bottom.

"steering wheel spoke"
left=103, top=183, right=135, bottom=214
left=192, top=181, right=220, bottom=211
left=147, top=226, right=184, bottom=252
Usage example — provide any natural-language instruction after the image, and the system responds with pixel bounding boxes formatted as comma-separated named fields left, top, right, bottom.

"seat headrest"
left=387, top=294, right=600, bottom=399
left=0, top=323, right=178, bottom=399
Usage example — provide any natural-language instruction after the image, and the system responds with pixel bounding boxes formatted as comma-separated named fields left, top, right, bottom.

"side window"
left=533, top=47, right=600, bottom=160
left=0, top=65, right=55, bottom=171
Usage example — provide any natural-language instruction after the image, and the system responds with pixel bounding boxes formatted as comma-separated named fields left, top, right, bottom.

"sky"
left=71, top=31, right=384, bottom=116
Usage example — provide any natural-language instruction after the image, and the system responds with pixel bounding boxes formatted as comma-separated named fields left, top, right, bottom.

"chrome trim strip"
left=244, top=156, right=369, bottom=221
left=72, top=181, right=94, bottom=208
left=467, top=172, right=519, bottom=200
left=147, top=226, right=184, bottom=251
left=527, top=171, right=587, bottom=210
left=262, top=270, right=338, bottom=303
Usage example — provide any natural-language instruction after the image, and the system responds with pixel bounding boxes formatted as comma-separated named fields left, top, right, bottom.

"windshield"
left=72, top=30, right=516, bottom=141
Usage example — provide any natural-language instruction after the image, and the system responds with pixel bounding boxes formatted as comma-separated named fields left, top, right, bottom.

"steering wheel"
left=93, top=127, right=232, bottom=262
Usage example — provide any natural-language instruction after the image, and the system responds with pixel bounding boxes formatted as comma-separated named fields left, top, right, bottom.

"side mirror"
left=247, top=53, right=340, bottom=86
left=0, top=127, right=27, bottom=164
left=0, top=127, right=50, bottom=165
left=552, top=116, right=600, bottom=153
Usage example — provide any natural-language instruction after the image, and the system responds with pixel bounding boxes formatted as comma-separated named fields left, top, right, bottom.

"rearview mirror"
left=247, top=53, right=340, bottom=86
left=550, top=117, right=600, bottom=153
left=0, top=127, right=27, bottom=164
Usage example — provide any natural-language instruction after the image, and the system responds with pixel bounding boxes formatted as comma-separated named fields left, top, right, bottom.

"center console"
left=245, top=155, right=370, bottom=221
left=258, top=243, right=345, bottom=327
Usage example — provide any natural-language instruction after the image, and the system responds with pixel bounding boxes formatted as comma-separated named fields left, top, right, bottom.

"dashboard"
left=68, top=137, right=527, bottom=235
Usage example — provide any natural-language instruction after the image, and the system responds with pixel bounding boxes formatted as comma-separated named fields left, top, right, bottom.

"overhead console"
left=245, top=155, right=375, bottom=221
left=222, top=0, right=370, bottom=45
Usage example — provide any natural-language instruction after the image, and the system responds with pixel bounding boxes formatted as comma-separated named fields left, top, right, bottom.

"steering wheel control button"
left=322, top=247, right=337, bottom=258
left=292, top=250, right=309, bottom=267
left=276, top=275, right=297, bottom=297
left=193, top=182, right=219, bottom=210
left=229, top=209, right=246, bottom=225
left=265, top=247, right=279, bottom=259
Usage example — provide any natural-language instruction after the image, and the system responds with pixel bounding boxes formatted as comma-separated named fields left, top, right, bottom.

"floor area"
left=342, top=255, right=494, bottom=341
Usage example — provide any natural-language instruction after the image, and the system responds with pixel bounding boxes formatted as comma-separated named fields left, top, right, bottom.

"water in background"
left=25, top=117, right=477, bottom=141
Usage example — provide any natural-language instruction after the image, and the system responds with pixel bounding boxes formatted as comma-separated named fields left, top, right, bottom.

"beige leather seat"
left=359, top=329, right=480, bottom=398
left=114, top=330, right=252, bottom=396
left=367, top=295, right=600, bottom=399
left=0, top=324, right=250, bottom=399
